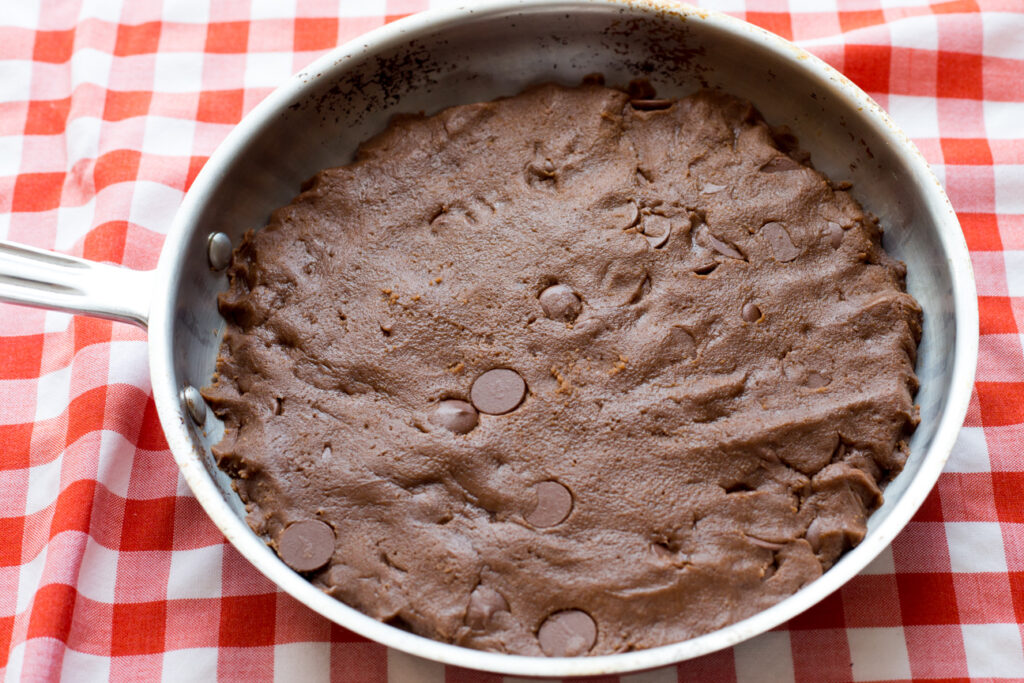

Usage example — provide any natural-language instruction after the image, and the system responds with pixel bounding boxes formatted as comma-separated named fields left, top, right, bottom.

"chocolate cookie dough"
left=202, top=82, right=921, bottom=656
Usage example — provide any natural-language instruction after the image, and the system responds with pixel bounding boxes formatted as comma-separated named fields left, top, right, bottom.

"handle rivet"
left=207, top=232, right=233, bottom=271
left=181, top=385, right=207, bottom=426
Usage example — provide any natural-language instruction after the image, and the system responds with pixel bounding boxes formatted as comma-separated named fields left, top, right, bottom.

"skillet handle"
left=0, top=241, right=152, bottom=328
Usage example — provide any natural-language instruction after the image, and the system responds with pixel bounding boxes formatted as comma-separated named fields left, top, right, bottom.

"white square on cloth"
left=128, top=180, right=184, bottom=235
left=886, top=95, right=940, bottom=139
left=962, top=623, right=1024, bottom=678
left=77, top=533, right=119, bottom=603
left=153, top=52, right=205, bottom=93
left=387, top=649, right=446, bottom=683
left=1004, top=250, right=1024, bottom=297
left=848, top=627, right=912, bottom=681
left=984, top=101, right=1024, bottom=140
left=946, top=426, right=991, bottom=473
left=244, top=52, right=295, bottom=89
left=166, top=545, right=224, bottom=600
left=273, top=642, right=331, bottom=683
left=889, top=14, right=939, bottom=50
left=0, top=136, right=24, bottom=177
left=996, top=167, right=1024, bottom=215
left=250, top=0, right=297, bottom=20
left=982, top=12, right=1024, bottom=60
left=734, top=631, right=795, bottom=683
left=162, top=648, right=218, bottom=681
left=946, top=522, right=1009, bottom=573
left=60, top=649, right=112, bottom=681
left=142, top=115, right=196, bottom=158
left=161, top=0, right=210, bottom=23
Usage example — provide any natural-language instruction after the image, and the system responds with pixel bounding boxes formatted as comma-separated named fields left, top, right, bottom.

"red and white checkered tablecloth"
left=0, top=0, right=1021, bottom=680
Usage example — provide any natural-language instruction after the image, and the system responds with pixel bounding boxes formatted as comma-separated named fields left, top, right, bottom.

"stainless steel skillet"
left=0, top=1, right=977, bottom=676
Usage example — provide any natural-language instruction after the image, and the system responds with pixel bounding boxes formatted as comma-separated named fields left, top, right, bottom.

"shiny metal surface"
left=0, top=240, right=151, bottom=327
left=206, top=232, right=233, bottom=271
left=0, top=1, right=978, bottom=676
left=181, top=385, right=208, bottom=427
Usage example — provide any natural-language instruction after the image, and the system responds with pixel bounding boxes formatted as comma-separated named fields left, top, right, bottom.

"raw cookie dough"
left=202, top=82, right=921, bottom=655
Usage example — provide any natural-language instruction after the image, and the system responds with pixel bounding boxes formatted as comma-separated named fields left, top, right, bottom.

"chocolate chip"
left=278, top=520, right=335, bottom=572
left=539, top=284, right=582, bottom=321
left=806, top=371, right=830, bottom=388
left=466, top=585, right=509, bottom=630
left=742, top=303, right=762, bottom=323
left=828, top=221, right=844, bottom=249
left=429, top=399, right=478, bottom=434
left=760, top=156, right=802, bottom=173
left=526, top=480, right=573, bottom=527
left=762, top=222, right=801, bottom=262
left=805, top=517, right=825, bottom=553
left=630, top=98, right=673, bottom=110
left=706, top=232, right=744, bottom=260
left=627, top=79, right=656, bottom=100
left=746, top=535, right=786, bottom=550
left=470, top=368, right=526, bottom=415
left=641, top=214, right=671, bottom=248
left=608, top=201, right=639, bottom=229
left=538, top=610, right=597, bottom=657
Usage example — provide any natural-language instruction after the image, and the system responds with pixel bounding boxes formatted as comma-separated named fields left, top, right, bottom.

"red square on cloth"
left=937, top=52, right=984, bottom=99
left=843, top=44, right=891, bottom=93
left=961, top=214, right=1003, bottom=252
left=94, top=149, right=142, bottom=190
left=976, top=382, right=1024, bottom=427
left=119, top=497, right=177, bottom=552
left=111, top=601, right=167, bottom=655
left=197, top=90, right=244, bottom=124
left=114, top=22, right=161, bottom=57
left=219, top=594, right=277, bottom=647
left=24, top=98, right=71, bottom=135
left=0, top=517, right=24, bottom=567
left=32, top=30, right=75, bottom=63
left=294, top=18, right=338, bottom=52
left=896, top=573, right=962, bottom=625
left=205, top=22, right=249, bottom=54
left=103, top=90, right=154, bottom=121
left=12, top=172, right=64, bottom=213
left=746, top=12, right=793, bottom=40
left=942, top=138, right=993, bottom=165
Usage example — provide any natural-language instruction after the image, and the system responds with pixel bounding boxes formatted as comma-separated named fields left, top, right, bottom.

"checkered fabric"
left=0, top=0, right=1020, bottom=680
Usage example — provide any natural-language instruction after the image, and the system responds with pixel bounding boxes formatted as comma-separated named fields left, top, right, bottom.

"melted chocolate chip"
left=806, top=372, right=830, bottom=388
left=641, top=214, right=671, bottom=248
left=760, top=156, right=802, bottom=173
left=828, top=221, right=844, bottom=249
left=627, top=79, right=656, bottom=100
left=762, top=222, right=801, bottom=262
left=608, top=201, right=639, bottom=229
left=278, top=520, right=335, bottom=572
left=538, top=609, right=597, bottom=657
left=526, top=480, right=573, bottom=527
left=746, top=535, right=786, bottom=550
left=630, top=98, right=673, bottom=110
left=742, top=303, right=762, bottom=323
left=470, top=368, right=526, bottom=415
left=429, top=399, right=478, bottom=434
left=706, top=232, right=744, bottom=260
left=539, top=284, right=582, bottom=321
left=466, top=585, right=509, bottom=630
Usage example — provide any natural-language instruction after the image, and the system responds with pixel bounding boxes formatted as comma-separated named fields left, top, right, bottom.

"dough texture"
left=203, top=83, right=921, bottom=655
